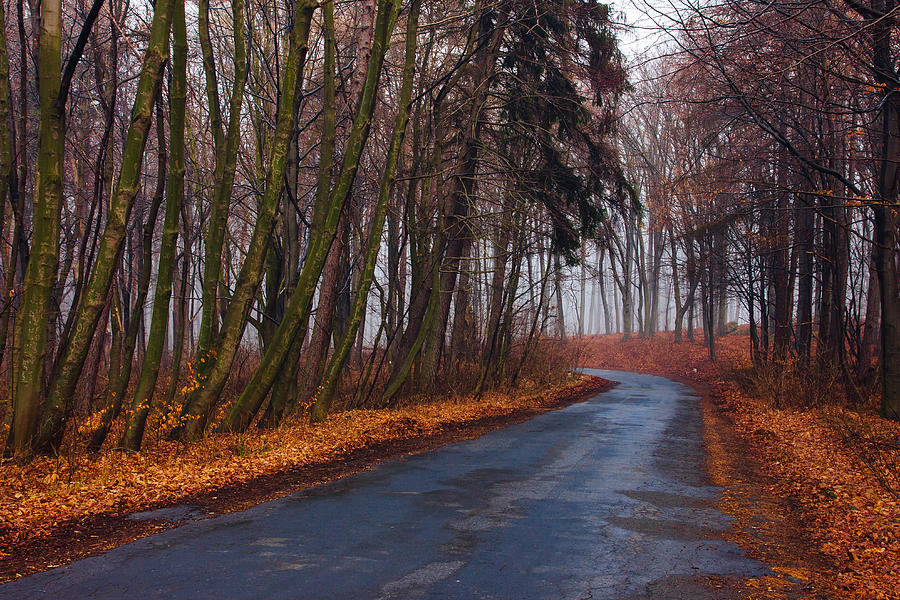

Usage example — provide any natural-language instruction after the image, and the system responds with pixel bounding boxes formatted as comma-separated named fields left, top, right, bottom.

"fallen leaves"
left=581, top=332, right=900, bottom=600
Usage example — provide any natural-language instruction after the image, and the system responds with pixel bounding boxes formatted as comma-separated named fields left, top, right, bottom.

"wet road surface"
left=2, top=370, right=769, bottom=599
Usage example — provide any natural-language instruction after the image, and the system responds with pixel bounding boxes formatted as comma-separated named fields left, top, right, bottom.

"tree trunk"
left=89, top=94, right=169, bottom=452
left=795, top=193, right=814, bottom=359
left=871, top=10, right=900, bottom=420
left=308, top=0, right=421, bottom=422
left=298, top=214, right=346, bottom=407
left=197, top=0, right=249, bottom=355
left=121, top=1, right=187, bottom=451
left=0, top=0, right=12, bottom=366
left=178, top=0, right=317, bottom=440
left=216, top=0, right=399, bottom=433
left=554, top=253, right=567, bottom=340
left=9, top=0, right=64, bottom=458
left=598, top=247, right=611, bottom=335
left=772, top=187, right=792, bottom=360
left=33, top=0, right=175, bottom=453
left=857, top=247, right=880, bottom=381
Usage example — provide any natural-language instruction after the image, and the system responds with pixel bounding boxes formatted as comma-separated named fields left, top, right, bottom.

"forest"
left=0, top=0, right=628, bottom=460
left=0, top=0, right=897, bottom=453
left=1, top=0, right=899, bottom=595
left=573, top=0, right=900, bottom=422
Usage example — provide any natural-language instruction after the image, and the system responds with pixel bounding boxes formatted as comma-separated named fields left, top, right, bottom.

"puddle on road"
left=606, top=516, right=726, bottom=541
left=619, top=489, right=715, bottom=510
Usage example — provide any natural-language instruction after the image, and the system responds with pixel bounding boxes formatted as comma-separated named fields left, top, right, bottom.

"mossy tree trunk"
left=9, top=0, right=64, bottom=459
left=310, top=0, right=422, bottom=423
left=196, top=0, right=248, bottom=356
left=177, top=0, right=317, bottom=440
left=33, top=0, right=175, bottom=453
left=217, top=0, right=401, bottom=434
left=121, top=0, right=187, bottom=451
left=88, top=93, right=169, bottom=452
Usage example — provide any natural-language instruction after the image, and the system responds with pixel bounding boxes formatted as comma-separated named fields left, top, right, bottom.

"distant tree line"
left=591, top=0, right=900, bottom=421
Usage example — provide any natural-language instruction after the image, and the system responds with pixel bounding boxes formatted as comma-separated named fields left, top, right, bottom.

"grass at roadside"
left=581, top=333, right=900, bottom=600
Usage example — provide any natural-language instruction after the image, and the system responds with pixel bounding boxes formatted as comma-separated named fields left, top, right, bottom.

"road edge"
left=686, top=375, right=831, bottom=599
left=1, top=375, right=615, bottom=583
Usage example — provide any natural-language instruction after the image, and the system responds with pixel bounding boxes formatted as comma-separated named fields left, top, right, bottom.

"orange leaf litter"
left=1, top=373, right=606, bottom=557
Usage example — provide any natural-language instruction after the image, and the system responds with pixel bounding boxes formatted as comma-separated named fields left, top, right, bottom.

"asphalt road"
left=2, top=370, right=770, bottom=599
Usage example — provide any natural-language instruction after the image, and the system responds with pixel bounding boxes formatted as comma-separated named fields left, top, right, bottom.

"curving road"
left=1, top=370, right=770, bottom=599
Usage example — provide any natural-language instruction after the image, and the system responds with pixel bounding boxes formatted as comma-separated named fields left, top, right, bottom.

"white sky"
left=612, top=0, right=678, bottom=65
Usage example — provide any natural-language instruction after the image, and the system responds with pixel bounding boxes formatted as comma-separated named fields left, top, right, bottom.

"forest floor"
left=580, top=333, right=900, bottom=600
left=0, top=372, right=612, bottom=582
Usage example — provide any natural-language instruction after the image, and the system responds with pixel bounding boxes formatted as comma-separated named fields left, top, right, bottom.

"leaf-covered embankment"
left=0, top=372, right=612, bottom=581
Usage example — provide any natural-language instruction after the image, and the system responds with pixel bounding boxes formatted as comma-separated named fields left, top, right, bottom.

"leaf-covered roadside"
left=1, top=373, right=610, bottom=564
left=581, top=334, right=900, bottom=600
